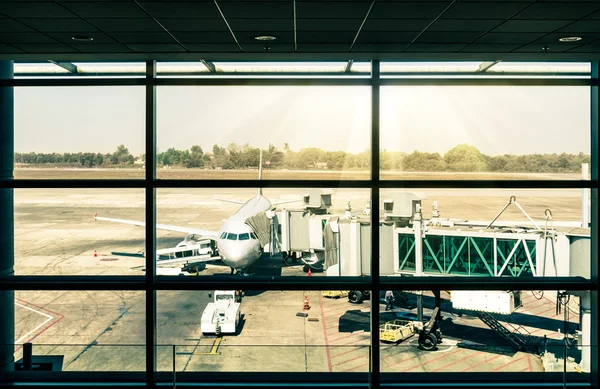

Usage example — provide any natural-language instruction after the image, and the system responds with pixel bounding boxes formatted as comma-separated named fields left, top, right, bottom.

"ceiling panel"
left=513, top=42, right=578, bottom=52
left=227, top=19, right=292, bottom=32
left=492, top=19, right=573, bottom=32
left=534, top=32, right=600, bottom=44
left=427, top=19, right=504, bottom=32
left=217, top=1, right=292, bottom=18
left=460, top=43, right=524, bottom=52
left=138, top=1, right=221, bottom=19
left=236, top=31, right=294, bottom=44
left=298, top=43, right=351, bottom=52
left=513, top=2, right=600, bottom=20
left=60, top=2, right=149, bottom=18
left=361, top=19, right=431, bottom=32
left=0, top=43, right=24, bottom=53
left=125, top=43, right=186, bottom=52
left=45, top=32, right=117, bottom=44
left=357, top=31, right=419, bottom=43
left=565, top=40, right=600, bottom=52
left=416, top=31, right=483, bottom=43
left=13, top=43, right=79, bottom=52
left=584, top=9, right=600, bottom=19
left=0, top=32, right=58, bottom=44
left=442, top=2, right=531, bottom=19
left=557, top=20, right=600, bottom=33
left=297, top=1, right=373, bottom=19
left=158, top=18, right=229, bottom=32
left=0, top=2, right=78, bottom=18
left=17, top=18, right=99, bottom=33
left=185, top=43, right=240, bottom=52
left=86, top=18, right=165, bottom=32
left=370, top=1, right=451, bottom=19
left=170, top=32, right=237, bottom=44
left=243, top=43, right=294, bottom=52
left=474, top=32, right=546, bottom=43
left=0, top=19, right=35, bottom=33
left=107, top=32, right=177, bottom=44
left=351, top=43, right=411, bottom=52
left=68, top=43, right=131, bottom=53
left=405, top=43, right=465, bottom=52
left=297, top=31, right=356, bottom=43
left=295, top=18, right=361, bottom=31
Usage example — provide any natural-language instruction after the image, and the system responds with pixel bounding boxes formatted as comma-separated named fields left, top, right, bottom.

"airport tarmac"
left=14, top=289, right=579, bottom=373
left=11, top=186, right=585, bottom=375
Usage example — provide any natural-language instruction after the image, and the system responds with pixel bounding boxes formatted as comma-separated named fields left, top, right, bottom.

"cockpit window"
left=226, top=233, right=238, bottom=240
left=239, top=233, right=250, bottom=241
left=220, top=232, right=227, bottom=239
left=250, top=232, right=258, bottom=240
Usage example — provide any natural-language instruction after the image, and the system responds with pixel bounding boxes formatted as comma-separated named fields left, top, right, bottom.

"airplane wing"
left=94, top=213, right=219, bottom=239
left=272, top=199, right=302, bottom=206
left=215, top=198, right=245, bottom=205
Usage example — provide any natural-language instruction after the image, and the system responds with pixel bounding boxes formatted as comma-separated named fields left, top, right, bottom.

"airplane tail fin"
left=258, top=149, right=263, bottom=196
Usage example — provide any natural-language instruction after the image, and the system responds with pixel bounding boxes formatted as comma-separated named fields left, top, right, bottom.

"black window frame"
left=0, top=60, right=597, bottom=389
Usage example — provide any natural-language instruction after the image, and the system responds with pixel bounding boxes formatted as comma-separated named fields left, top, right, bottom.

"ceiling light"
left=559, top=36, right=582, bottom=42
left=254, top=35, right=276, bottom=41
left=72, top=36, right=93, bottom=42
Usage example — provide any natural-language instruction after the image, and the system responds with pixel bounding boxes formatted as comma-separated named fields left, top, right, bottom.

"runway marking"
left=15, top=302, right=54, bottom=344
left=319, top=295, right=333, bottom=372
left=491, top=354, right=529, bottom=371
left=460, top=354, right=502, bottom=372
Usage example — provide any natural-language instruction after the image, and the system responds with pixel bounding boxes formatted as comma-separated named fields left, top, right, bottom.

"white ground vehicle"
left=201, top=290, right=242, bottom=336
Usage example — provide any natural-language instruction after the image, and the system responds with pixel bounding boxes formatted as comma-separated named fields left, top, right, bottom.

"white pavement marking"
left=15, top=302, right=54, bottom=344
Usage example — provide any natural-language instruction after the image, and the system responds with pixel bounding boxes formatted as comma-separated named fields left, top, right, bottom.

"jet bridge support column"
left=0, top=60, right=15, bottom=374
left=414, top=206, right=423, bottom=321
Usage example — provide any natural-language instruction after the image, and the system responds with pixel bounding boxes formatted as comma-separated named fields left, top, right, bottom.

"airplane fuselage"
left=216, top=194, right=272, bottom=272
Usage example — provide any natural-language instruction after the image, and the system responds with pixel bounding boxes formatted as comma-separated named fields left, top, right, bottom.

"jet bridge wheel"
left=418, top=332, right=438, bottom=351
left=348, top=291, right=364, bottom=304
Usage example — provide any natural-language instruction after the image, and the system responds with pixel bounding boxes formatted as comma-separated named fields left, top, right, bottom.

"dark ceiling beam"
left=478, top=60, right=502, bottom=73
left=349, top=1, right=376, bottom=52
left=48, top=60, right=79, bottom=74
left=214, top=0, right=243, bottom=52
left=403, top=0, right=457, bottom=52
left=345, top=60, right=354, bottom=73
left=201, top=60, right=216, bottom=73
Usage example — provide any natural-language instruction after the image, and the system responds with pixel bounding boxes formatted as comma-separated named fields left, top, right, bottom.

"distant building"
left=315, top=162, right=328, bottom=169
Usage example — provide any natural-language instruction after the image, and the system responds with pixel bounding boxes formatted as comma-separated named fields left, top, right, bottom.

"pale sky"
left=14, top=85, right=590, bottom=156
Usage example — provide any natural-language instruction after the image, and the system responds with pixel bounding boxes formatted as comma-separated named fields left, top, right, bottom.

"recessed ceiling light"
left=255, top=35, right=276, bottom=41
left=72, top=36, right=94, bottom=42
left=559, top=36, right=582, bottom=42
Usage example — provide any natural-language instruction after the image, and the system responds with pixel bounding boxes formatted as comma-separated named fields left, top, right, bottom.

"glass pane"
left=157, top=290, right=370, bottom=373
left=381, top=61, right=483, bottom=73
left=380, top=290, right=592, bottom=381
left=14, top=62, right=145, bottom=78
left=380, top=86, right=590, bottom=180
left=154, top=188, right=370, bottom=277
left=380, top=189, right=590, bottom=278
left=156, top=86, right=370, bottom=180
left=488, top=62, right=591, bottom=74
left=14, top=188, right=145, bottom=275
left=14, top=290, right=145, bottom=371
left=14, top=86, right=145, bottom=179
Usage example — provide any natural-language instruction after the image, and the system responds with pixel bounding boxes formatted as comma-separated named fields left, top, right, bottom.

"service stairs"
left=474, top=311, right=533, bottom=351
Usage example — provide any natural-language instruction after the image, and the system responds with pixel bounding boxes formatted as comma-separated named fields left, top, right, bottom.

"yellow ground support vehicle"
left=321, top=291, right=349, bottom=299
left=379, top=319, right=416, bottom=343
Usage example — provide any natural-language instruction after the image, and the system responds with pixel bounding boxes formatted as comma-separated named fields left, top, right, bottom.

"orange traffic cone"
left=303, top=295, right=311, bottom=310
left=93, top=250, right=97, bottom=257
left=307, top=268, right=312, bottom=277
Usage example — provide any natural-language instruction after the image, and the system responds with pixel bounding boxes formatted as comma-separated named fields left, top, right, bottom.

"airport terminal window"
left=1, top=60, right=596, bottom=388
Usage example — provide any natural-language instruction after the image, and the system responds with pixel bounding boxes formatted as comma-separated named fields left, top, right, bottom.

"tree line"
left=14, top=143, right=590, bottom=173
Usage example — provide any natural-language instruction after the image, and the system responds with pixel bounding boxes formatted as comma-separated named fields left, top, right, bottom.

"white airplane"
left=94, top=151, right=299, bottom=274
